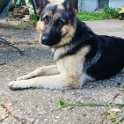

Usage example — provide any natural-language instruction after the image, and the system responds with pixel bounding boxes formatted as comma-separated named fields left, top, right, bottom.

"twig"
left=0, top=102, right=29, bottom=124
left=109, top=93, right=120, bottom=104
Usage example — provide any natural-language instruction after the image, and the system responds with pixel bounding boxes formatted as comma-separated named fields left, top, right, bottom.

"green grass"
left=29, top=7, right=119, bottom=23
left=55, top=99, right=124, bottom=110
left=16, top=23, right=25, bottom=30
left=55, top=99, right=124, bottom=124
left=77, top=7, right=119, bottom=21
left=77, top=12, right=105, bottom=21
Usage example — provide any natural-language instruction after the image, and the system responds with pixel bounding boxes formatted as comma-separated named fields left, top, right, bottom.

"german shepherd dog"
left=8, top=1, right=124, bottom=90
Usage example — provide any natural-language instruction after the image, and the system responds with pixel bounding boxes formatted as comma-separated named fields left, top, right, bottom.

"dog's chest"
left=56, top=46, right=90, bottom=75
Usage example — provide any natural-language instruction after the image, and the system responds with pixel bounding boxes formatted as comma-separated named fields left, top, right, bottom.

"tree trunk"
left=98, top=0, right=109, bottom=9
left=78, top=0, right=84, bottom=12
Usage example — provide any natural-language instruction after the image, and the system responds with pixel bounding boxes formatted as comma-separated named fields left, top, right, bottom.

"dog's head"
left=36, top=0, right=77, bottom=48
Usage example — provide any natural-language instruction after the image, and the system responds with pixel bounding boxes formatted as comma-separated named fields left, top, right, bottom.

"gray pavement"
left=0, top=19, right=124, bottom=124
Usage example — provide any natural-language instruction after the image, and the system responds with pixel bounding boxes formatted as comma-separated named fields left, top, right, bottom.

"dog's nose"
left=41, top=34, right=49, bottom=45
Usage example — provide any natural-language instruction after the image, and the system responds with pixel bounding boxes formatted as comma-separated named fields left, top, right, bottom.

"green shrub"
left=29, top=13, right=39, bottom=27
left=77, top=7, right=119, bottom=21
left=29, top=13, right=39, bottom=21
left=103, top=7, right=119, bottom=19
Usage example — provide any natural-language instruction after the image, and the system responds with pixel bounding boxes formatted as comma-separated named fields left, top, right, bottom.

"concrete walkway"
left=0, top=19, right=124, bottom=124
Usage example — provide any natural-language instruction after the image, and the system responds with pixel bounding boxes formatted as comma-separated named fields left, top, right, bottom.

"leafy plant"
left=29, top=13, right=39, bottom=27
left=103, top=7, right=119, bottom=19
left=29, top=13, right=39, bottom=21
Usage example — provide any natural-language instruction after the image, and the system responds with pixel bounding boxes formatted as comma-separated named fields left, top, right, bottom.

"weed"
left=55, top=99, right=124, bottom=123
left=16, top=23, right=25, bottom=30
left=29, top=13, right=38, bottom=21
left=29, top=13, right=39, bottom=27
left=55, top=99, right=124, bottom=110
left=102, top=106, right=124, bottom=124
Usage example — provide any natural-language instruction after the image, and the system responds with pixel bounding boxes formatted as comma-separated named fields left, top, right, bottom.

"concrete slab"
left=0, top=19, right=124, bottom=124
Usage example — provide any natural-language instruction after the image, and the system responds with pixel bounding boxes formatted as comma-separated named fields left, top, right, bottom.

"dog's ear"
left=63, top=0, right=77, bottom=17
left=37, top=0, right=50, bottom=14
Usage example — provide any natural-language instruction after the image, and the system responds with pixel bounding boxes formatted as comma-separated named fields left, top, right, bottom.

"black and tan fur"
left=8, top=1, right=124, bottom=90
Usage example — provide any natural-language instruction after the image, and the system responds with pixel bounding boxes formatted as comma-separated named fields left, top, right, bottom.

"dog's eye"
left=42, top=16, right=49, bottom=24
left=56, top=19, right=64, bottom=25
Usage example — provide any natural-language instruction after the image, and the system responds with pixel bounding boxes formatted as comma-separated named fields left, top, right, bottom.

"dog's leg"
left=17, top=65, right=59, bottom=80
left=8, top=73, right=79, bottom=90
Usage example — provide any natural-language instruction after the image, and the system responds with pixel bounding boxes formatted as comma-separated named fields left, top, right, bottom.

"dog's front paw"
left=8, top=81, right=21, bottom=90
left=8, top=80, right=28, bottom=90
left=16, top=75, right=29, bottom=81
